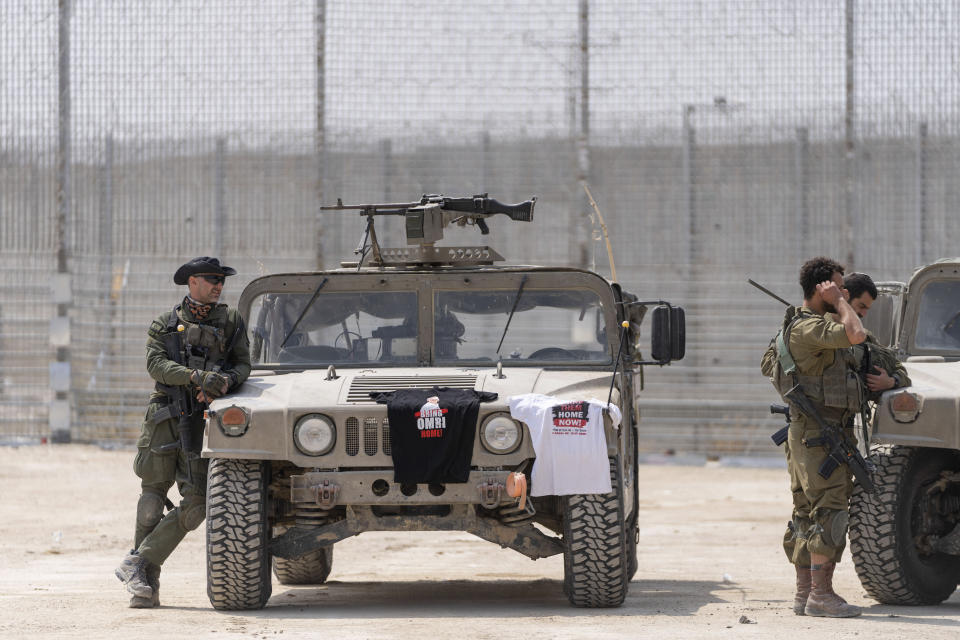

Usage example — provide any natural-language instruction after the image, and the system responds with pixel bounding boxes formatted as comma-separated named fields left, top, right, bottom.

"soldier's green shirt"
left=862, top=332, right=912, bottom=399
left=788, top=307, right=853, bottom=376
left=145, top=302, right=251, bottom=402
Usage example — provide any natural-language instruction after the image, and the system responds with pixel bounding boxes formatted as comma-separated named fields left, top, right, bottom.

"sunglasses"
left=199, top=275, right=226, bottom=285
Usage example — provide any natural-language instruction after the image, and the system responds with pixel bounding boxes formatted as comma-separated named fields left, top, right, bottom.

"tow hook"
left=312, top=479, right=340, bottom=509
left=477, top=478, right=503, bottom=509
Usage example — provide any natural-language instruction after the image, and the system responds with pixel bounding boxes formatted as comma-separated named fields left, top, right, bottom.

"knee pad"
left=136, top=492, right=166, bottom=530
left=178, top=496, right=206, bottom=531
left=789, top=516, right=812, bottom=541
left=818, top=509, right=850, bottom=548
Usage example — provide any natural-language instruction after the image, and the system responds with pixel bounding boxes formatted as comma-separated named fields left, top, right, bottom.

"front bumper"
left=290, top=469, right=522, bottom=508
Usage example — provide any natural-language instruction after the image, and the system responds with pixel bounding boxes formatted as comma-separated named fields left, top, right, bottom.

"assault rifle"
left=783, top=385, right=877, bottom=494
left=155, top=382, right=200, bottom=485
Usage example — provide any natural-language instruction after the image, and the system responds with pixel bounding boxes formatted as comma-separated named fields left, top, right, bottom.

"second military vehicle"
left=201, top=195, right=685, bottom=610
left=849, top=258, right=960, bottom=605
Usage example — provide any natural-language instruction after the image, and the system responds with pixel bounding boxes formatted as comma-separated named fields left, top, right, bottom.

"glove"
left=191, top=370, right=230, bottom=399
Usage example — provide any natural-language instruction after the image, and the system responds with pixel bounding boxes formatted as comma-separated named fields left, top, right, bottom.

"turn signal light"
left=890, top=391, right=921, bottom=423
left=217, top=405, right=251, bottom=437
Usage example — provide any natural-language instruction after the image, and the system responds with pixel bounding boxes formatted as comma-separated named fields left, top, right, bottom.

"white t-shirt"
left=508, top=394, right=622, bottom=496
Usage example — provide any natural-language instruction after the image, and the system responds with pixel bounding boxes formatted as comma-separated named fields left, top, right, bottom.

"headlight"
left=294, top=414, right=336, bottom=456
left=480, top=413, right=522, bottom=454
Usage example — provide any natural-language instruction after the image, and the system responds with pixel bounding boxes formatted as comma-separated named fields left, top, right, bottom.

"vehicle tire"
left=272, top=526, right=334, bottom=585
left=626, top=424, right=639, bottom=582
left=562, top=456, right=628, bottom=607
left=849, top=444, right=960, bottom=605
left=206, top=458, right=273, bottom=610
left=625, top=515, right=638, bottom=583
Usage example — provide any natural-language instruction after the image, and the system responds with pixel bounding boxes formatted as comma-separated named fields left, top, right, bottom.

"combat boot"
left=824, top=562, right=848, bottom=603
left=128, top=561, right=160, bottom=608
left=792, top=564, right=811, bottom=615
left=804, top=562, right=861, bottom=617
left=115, top=550, right=154, bottom=599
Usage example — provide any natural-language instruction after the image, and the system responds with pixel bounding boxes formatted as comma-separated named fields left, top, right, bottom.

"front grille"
left=345, top=417, right=359, bottom=455
left=381, top=418, right=391, bottom=455
left=347, top=374, right=478, bottom=403
left=344, top=415, right=392, bottom=457
left=342, top=375, right=478, bottom=455
left=363, top=417, right=379, bottom=455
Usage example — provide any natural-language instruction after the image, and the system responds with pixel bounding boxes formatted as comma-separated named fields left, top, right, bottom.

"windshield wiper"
left=496, top=275, right=528, bottom=355
left=279, top=277, right=329, bottom=349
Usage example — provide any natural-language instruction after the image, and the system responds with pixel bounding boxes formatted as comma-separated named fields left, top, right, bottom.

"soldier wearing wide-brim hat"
left=173, top=256, right=238, bottom=286
left=115, top=257, right=250, bottom=608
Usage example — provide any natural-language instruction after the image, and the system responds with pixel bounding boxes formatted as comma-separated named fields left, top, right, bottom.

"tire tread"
left=206, top=458, right=272, bottom=610
left=849, top=444, right=958, bottom=605
left=562, top=457, right=628, bottom=607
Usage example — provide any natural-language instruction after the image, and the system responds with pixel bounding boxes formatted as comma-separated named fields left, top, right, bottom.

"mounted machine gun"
left=321, top=193, right=536, bottom=267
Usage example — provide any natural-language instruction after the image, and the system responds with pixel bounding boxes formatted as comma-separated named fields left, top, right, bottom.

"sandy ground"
left=0, top=445, right=958, bottom=639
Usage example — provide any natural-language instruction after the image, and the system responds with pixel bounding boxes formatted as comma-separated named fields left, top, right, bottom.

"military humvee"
left=849, top=258, right=960, bottom=605
left=200, top=195, right=685, bottom=610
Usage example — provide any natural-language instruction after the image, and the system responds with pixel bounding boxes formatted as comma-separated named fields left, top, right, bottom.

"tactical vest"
left=768, top=306, right=865, bottom=426
left=155, top=304, right=232, bottom=394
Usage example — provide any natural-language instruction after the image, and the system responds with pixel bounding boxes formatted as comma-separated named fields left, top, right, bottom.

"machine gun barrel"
left=319, top=201, right=415, bottom=214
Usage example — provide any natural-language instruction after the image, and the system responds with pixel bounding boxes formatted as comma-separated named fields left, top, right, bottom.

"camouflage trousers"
left=132, top=401, right=209, bottom=567
left=782, top=416, right=855, bottom=566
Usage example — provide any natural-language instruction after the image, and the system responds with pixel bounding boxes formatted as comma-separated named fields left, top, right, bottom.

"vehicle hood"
left=213, top=366, right=619, bottom=414
left=872, top=360, right=960, bottom=449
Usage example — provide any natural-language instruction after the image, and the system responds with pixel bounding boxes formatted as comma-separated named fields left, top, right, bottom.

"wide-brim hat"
left=173, top=256, right=237, bottom=285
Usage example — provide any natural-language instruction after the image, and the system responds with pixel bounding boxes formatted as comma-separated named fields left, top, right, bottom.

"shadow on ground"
left=862, top=600, right=960, bottom=626
left=194, top=577, right=741, bottom=620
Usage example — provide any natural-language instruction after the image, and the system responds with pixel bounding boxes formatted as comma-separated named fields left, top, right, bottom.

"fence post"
left=51, top=0, right=73, bottom=443
left=380, top=138, right=393, bottom=202
left=795, top=127, right=809, bottom=261
left=574, top=0, right=591, bottom=270
left=480, top=131, right=491, bottom=191
left=843, top=0, right=856, bottom=268
left=94, top=134, right=116, bottom=394
left=916, top=122, right=928, bottom=266
left=214, top=137, right=226, bottom=258
left=682, top=105, right=696, bottom=268
left=99, top=135, right=114, bottom=297
left=315, top=0, right=327, bottom=270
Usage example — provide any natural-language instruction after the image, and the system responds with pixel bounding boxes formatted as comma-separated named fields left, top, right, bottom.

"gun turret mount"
left=321, top=194, right=536, bottom=268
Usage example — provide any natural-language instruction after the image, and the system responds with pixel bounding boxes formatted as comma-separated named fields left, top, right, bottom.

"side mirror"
left=650, top=305, right=685, bottom=363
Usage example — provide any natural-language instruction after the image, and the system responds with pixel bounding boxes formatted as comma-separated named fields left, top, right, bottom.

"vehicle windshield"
left=434, top=288, right=611, bottom=364
left=914, top=280, right=960, bottom=351
left=249, top=290, right=418, bottom=365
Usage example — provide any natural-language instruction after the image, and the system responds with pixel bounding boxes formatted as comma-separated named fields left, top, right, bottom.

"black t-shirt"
left=371, top=387, right=498, bottom=483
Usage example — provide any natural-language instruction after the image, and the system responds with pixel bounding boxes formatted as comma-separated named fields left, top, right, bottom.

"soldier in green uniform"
left=842, top=272, right=911, bottom=398
left=761, top=257, right=868, bottom=618
left=114, top=257, right=251, bottom=607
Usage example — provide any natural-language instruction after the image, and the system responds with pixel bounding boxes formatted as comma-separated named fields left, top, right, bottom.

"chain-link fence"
left=2, top=1, right=959, bottom=454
